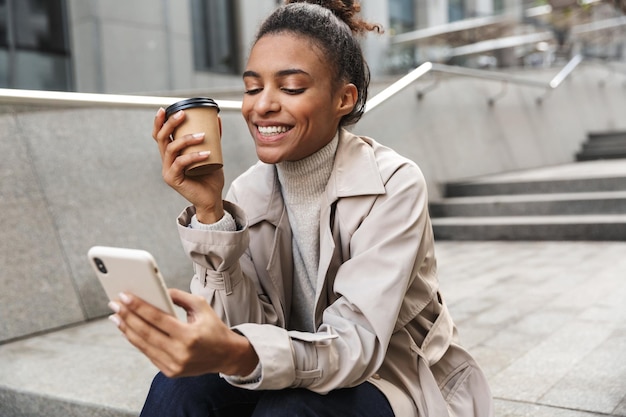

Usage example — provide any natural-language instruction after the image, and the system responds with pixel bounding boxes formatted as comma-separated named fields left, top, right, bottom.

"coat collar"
left=238, top=128, right=386, bottom=226
left=327, top=128, right=386, bottom=200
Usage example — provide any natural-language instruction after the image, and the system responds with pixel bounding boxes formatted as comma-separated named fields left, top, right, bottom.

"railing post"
left=487, top=81, right=509, bottom=107
left=416, top=73, right=441, bottom=100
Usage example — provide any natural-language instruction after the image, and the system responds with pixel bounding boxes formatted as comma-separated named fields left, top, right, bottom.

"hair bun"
left=285, top=0, right=382, bottom=35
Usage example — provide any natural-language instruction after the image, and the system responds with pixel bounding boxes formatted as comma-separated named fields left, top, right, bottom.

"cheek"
left=293, top=100, right=322, bottom=122
left=241, top=97, right=253, bottom=121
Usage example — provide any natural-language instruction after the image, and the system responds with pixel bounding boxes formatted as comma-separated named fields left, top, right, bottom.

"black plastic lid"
left=165, top=97, right=220, bottom=119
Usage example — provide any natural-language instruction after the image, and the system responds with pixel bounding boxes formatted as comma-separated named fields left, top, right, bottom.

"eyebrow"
left=242, top=68, right=310, bottom=79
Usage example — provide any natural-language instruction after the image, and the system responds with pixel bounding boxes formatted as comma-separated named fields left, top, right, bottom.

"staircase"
left=577, top=131, right=626, bottom=161
left=430, top=148, right=626, bottom=241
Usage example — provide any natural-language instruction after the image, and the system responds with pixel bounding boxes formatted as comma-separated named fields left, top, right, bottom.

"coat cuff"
left=177, top=201, right=249, bottom=271
left=229, top=323, right=296, bottom=390
left=221, top=360, right=262, bottom=385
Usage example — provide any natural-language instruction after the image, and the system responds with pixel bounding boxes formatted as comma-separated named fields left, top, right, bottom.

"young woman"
left=109, top=1, right=494, bottom=416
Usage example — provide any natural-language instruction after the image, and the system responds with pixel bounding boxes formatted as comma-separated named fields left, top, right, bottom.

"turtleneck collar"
left=275, top=133, right=339, bottom=203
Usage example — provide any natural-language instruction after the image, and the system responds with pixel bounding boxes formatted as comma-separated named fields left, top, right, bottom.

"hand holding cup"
left=153, top=98, right=225, bottom=224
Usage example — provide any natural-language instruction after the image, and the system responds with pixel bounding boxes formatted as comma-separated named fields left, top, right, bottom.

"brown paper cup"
left=165, top=97, right=222, bottom=176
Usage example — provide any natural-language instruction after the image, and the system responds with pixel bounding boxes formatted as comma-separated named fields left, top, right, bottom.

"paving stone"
left=436, top=241, right=626, bottom=417
left=540, top=329, right=626, bottom=414
left=489, top=317, right=615, bottom=402
left=613, top=397, right=626, bottom=416
left=494, top=399, right=615, bottom=417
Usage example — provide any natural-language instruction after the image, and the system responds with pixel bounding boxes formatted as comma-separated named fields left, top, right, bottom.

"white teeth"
left=258, top=125, right=289, bottom=135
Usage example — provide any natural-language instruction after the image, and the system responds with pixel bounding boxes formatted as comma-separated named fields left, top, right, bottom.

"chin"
left=255, top=150, right=285, bottom=165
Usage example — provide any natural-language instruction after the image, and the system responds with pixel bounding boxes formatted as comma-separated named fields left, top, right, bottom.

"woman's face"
left=242, top=33, right=356, bottom=164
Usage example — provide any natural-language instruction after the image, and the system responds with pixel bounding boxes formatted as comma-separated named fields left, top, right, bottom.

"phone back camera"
left=94, top=258, right=108, bottom=274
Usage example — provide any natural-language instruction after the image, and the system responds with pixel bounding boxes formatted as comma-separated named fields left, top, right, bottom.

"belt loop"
left=223, top=270, right=233, bottom=295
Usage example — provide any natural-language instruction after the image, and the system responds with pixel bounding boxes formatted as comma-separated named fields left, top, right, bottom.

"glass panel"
left=388, top=0, right=417, bottom=73
left=0, top=48, right=9, bottom=86
left=191, top=0, right=237, bottom=74
left=0, top=0, right=71, bottom=90
left=494, top=0, right=505, bottom=13
left=389, top=0, right=415, bottom=34
left=13, top=50, right=70, bottom=90
left=0, top=0, right=7, bottom=47
left=449, top=0, right=466, bottom=22
left=13, top=0, right=68, bottom=53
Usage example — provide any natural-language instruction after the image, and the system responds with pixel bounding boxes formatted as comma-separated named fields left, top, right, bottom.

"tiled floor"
left=437, top=241, right=626, bottom=417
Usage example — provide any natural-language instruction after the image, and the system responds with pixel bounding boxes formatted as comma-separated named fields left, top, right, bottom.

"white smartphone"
left=88, top=246, right=177, bottom=316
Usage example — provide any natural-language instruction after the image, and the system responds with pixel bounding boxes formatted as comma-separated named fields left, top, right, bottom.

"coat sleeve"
left=176, top=201, right=281, bottom=327
left=232, top=160, right=437, bottom=392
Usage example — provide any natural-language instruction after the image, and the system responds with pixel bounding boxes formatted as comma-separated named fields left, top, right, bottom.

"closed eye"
left=282, top=88, right=306, bottom=95
left=244, top=88, right=263, bottom=95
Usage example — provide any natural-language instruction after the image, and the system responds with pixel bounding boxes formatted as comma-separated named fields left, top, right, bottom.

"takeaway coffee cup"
left=165, top=97, right=222, bottom=176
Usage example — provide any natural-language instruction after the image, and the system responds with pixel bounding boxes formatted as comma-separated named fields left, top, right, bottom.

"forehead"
left=245, top=32, right=329, bottom=76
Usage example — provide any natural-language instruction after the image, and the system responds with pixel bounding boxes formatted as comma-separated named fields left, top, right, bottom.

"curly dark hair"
left=254, top=1, right=382, bottom=127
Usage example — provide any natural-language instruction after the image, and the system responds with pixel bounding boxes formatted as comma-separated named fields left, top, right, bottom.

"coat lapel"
left=314, top=129, right=386, bottom=324
left=230, top=162, right=292, bottom=315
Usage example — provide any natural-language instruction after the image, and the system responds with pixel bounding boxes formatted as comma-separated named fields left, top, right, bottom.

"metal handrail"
left=364, top=54, right=585, bottom=112
left=0, top=54, right=595, bottom=114
left=0, top=88, right=242, bottom=111
left=390, top=6, right=554, bottom=47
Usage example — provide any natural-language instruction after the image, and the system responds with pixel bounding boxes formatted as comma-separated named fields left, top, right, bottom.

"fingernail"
left=192, top=132, right=205, bottom=139
left=108, top=301, right=121, bottom=313
left=173, top=110, right=184, bottom=120
left=119, top=292, right=131, bottom=305
left=108, top=315, right=121, bottom=327
left=198, top=151, right=211, bottom=157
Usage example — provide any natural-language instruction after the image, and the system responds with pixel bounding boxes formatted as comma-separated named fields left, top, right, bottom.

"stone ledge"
left=0, top=319, right=155, bottom=417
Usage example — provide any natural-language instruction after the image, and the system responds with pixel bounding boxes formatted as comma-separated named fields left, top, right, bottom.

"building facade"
left=0, top=0, right=600, bottom=94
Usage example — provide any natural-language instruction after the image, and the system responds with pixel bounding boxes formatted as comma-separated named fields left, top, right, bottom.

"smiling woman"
left=113, top=1, right=495, bottom=416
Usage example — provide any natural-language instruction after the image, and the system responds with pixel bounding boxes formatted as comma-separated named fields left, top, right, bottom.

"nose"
left=253, top=88, right=280, bottom=115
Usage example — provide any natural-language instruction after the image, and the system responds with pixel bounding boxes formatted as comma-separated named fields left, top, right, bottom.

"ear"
left=336, top=83, right=358, bottom=118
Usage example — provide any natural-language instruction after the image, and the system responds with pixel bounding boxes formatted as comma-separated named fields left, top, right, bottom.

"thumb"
left=169, top=288, right=202, bottom=311
left=168, top=288, right=208, bottom=323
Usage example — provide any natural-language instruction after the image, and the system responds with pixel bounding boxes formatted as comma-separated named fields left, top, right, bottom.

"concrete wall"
left=0, top=107, right=256, bottom=343
left=1, top=63, right=625, bottom=343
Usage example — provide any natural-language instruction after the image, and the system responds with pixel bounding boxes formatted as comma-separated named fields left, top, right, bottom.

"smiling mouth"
left=257, top=125, right=291, bottom=136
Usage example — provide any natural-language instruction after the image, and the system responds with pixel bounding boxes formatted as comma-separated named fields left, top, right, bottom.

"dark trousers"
left=140, top=372, right=395, bottom=417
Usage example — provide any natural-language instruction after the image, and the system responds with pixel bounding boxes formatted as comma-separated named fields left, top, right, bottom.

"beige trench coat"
left=177, top=129, right=494, bottom=416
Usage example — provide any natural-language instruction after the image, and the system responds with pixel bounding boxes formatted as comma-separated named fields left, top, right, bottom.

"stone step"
left=576, top=132, right=626, bottom=161
left=429, top=191, right=626, bottom=217
left=431, top=214, right=626, bottom=241
left=446, top=175, right=626, bottom=197
left=577, top=150, right=626, bottom=161
left=445, top=159, right=626, bottom=197
left=0, top=319, right=154, bottom=417
left=581, top=142, right=626, bottom=152
left=585, top=137, right=626, bottom=148
left=587, top=131, right=626, bottom=142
